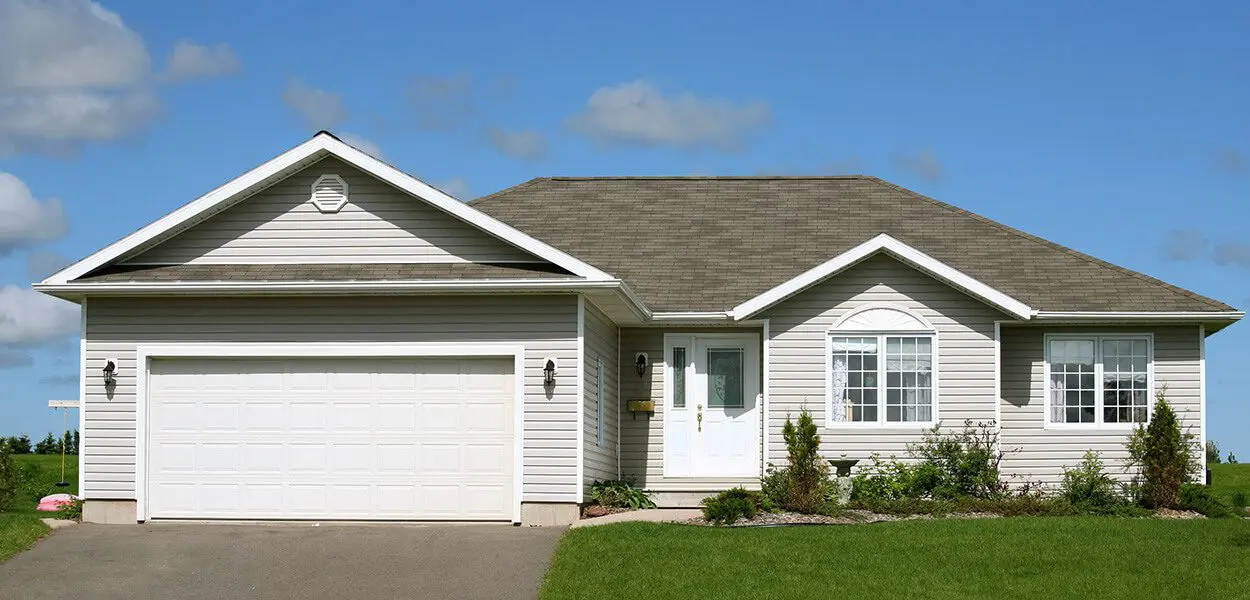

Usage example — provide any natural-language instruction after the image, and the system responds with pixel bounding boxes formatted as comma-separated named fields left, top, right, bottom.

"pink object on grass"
left=37, top=493, right=78, bottom=512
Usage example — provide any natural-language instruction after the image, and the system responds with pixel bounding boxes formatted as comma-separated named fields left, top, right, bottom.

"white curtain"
left=1050, top=376, right=1066, bottom=423
left=830, top=356, right=848, bottom=423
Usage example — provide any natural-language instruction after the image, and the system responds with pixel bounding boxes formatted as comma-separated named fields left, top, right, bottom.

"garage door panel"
left=147, top=356, right=514, bottom=520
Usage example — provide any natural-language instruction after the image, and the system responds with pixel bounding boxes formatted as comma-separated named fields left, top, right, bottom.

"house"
left=36, top=132, right=1241, bottom=525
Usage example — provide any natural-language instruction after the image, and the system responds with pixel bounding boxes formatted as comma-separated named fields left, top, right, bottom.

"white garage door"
left=146, top=356, right=515, bottom=520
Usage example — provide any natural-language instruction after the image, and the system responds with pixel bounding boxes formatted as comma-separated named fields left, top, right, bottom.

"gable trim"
left=42, top=132, right=615, bottom=285
left=730, top=233, right=1035, bottom=321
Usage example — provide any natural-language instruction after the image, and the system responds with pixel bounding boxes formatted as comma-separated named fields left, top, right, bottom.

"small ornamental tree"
left=1125, top=392, right=1198, bottom=509
left=780, top=409, right=828, bottom=513
left=1205, top=440, right=1222, bottom=464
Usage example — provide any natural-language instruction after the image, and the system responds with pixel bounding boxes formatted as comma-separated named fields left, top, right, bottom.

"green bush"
left=1178, top=483, right=1235, bottom=519
left=0, top=445, right=24, bottom=511
left=759, top=464, right=788, bottom=511
left=57, top=496, right=84, bottom=521
left=588, top=478, right=655, bottom=509
left=1206, top=440, right=1221, bottom=464
left=779, top=409, right=829, bottom=513
left=1125, top=394, right=1199, bottom=509
left=1060, top=451, right=1123, bottom=510
left=1231, top=491, right=1247, bottom=510
left=702, top=488, right=767, bottom=525
left=851, top=421, right=1006, bottom=502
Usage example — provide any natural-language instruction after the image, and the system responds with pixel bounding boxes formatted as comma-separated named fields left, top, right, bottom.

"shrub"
left=1231, top=491, right=1248, bottom=510
left=907, top=420, right=1007, bottom=499
left=759, top=463, right=789, bottom=511
left=1179, top=483, right=1235, bottom=518
left=851, top=454, right=915, bottom=502
left=1206, top=440, right=1222, bottom=464
left=587, top=478, right=655, bottom=509
left=1125, top=394, right=1198, bottom=509
left=780, top=409, right=829, bottom=513
left=57, top=497, right=84, bottom=521
left=702, top=488, right=767, bottom=525
left=0, top=444, right=21, bottom=511
left=1060, top=451, right=1122, bottom=510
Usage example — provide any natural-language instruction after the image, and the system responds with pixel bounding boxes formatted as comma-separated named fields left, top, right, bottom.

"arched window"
left=827, top=306, right=938, bottom=426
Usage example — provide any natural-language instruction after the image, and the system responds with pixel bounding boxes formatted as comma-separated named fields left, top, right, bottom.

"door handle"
left=697, top=403, right=703, bottom=432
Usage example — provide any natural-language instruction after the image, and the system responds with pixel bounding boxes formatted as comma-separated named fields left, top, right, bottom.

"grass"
left=540, top=518, right=1250, bottom=600
left=1208, top=463, right=1250, bottom=508
left=0, top=454, right=79, bottom=562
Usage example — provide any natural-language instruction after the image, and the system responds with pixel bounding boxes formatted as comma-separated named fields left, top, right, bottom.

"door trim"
left=135, top=342, right=526, bottom=524
left=661, top=333, right=761, bottom=478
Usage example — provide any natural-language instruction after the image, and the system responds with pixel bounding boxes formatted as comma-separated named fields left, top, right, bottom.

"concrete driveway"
left=0, top=522, right=565, bottom=600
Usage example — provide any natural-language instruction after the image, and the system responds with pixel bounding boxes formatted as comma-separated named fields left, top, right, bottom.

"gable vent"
left=310, top=174, right=349, bottom=213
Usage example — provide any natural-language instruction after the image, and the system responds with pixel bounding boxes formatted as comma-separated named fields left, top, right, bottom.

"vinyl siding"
left=81, top=294, right=579, bottom=503
left=999, top=325, right=1202, bottom=487
left=582, top=300, right=619, bottom=489
left=763, top=254, right=1006, bottom=465
left=126, top=157, right=538, bottom=265
left=619, top=327, right=762, bottom=492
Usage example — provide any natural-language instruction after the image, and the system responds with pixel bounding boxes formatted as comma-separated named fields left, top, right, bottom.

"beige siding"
left=1000, top=325, right=1202, bottom=487
left=763, top=254, right=1006, bottom=465
left=619, top=327, right=762, bottom=492
left=81, top=295, right=579, bottom=503
left=126, top=157, right=537, bottom=265
left=582, top=300, right=619, bottom=488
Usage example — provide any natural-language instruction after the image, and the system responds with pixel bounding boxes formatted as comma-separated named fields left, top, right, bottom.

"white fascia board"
left=1033, top=311, right=1244, bottom=321
left=42, top=133, right=614, bottom=285
left=730, top=233, right=1034, bottom=321
left=34, top=278, right=629, bottom=296
left=651, top=311, right=732, bottom=322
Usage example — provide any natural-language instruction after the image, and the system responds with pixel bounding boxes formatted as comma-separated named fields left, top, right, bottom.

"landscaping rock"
left=1154, top=508, right=1205, bottom=519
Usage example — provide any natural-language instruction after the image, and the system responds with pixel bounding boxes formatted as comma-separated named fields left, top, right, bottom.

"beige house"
left=37, top=133, right=1241, bottom=525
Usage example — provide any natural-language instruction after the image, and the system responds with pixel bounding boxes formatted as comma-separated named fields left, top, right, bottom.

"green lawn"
left=1209, top=463, right=1250, bottom=507
left=540, top=518, right=1250, bottom=600
left=0, top=454, right=79, bottom=562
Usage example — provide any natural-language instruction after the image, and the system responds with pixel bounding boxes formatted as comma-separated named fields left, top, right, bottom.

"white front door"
left=664, top=334, right=760, bottom=477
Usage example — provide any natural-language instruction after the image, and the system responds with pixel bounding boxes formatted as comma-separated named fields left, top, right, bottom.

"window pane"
left=831, top=337, right=878, bottom=422
left=707, top=349, right=743, bottom=408
left=884, top=336, right=934, bottom=422
left=1102, top=337, right=1149, bottom=423
left=1048, top=339, right=1095, bottom=423
left=672, top=347, right=686, bottom=408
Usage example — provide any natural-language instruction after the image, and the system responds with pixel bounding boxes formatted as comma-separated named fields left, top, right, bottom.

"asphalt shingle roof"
left=78, top=262, right=576, bottom=283
left=471, top=176, right=1234, bottom=314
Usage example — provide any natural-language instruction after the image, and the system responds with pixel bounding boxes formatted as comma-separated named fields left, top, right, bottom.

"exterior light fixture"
left=543, top=358, right=557, bottom=386
left=102, top=359, right=117, bottom=386
left=634, top=353, right=649, bottom=377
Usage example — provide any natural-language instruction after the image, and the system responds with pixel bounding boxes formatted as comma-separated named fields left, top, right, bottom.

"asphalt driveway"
left=0, top=522, right=564, bottom=600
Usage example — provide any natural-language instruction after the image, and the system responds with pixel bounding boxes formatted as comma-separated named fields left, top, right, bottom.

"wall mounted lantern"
left=543, top=358, right=557, bottom=387
left=102, top=359, right=117, bottom=386
left=634, top=353, right=649, bottom=377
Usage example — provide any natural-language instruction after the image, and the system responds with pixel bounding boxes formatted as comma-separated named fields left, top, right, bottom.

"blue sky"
left=1, top=0, right=1247, bottom=457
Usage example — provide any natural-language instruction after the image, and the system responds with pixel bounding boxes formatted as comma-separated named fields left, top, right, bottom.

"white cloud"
left=1160, top=229, right=1208, bottom=261
left=891, top=149, right=944, bottom=181
left=0, top=173, right=69, bottom=253
left=1213, top=242, right=1250, bottom=269
left=0, top=1, right=236, bottom=155
left=340, top=132, right=382, bottom=158
left=26, top=249, right=72, bottom=280
left=438, top=178, right=471, bottom=200
left=282, top=78, right=347, bottom=131
left=407, top=74, right=475, bottom=131
left=566, top=80, right=771, bottom=151
left=161, top=40, right=240, bottom=82
left=487, top=127, right=547, bottom=161
left=0, top=285, right=79, bottom=346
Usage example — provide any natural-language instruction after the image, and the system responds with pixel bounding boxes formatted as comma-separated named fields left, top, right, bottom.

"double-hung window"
left=1045, top=335, right=1151, bottom=427
left=829, top=333, right=936, bottom=426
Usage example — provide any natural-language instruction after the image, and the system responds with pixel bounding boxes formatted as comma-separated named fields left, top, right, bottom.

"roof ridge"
left=468, top=177, right=549, bottom=205
left=543, top=175, right=872, bottom=181
left=865, top=177, right=1234, bottom=311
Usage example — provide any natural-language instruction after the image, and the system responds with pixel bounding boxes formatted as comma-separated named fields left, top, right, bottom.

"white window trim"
left=825, top=329, right=941, bottom=429
left=1042, top=333, right=1155, bottom=431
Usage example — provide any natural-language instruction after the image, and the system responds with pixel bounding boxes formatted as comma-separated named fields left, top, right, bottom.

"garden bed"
left=683, top=509, right=1001, bottom=527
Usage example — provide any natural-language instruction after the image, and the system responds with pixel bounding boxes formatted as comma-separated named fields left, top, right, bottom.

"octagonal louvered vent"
left=310, top=174, right=349, bottom=213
